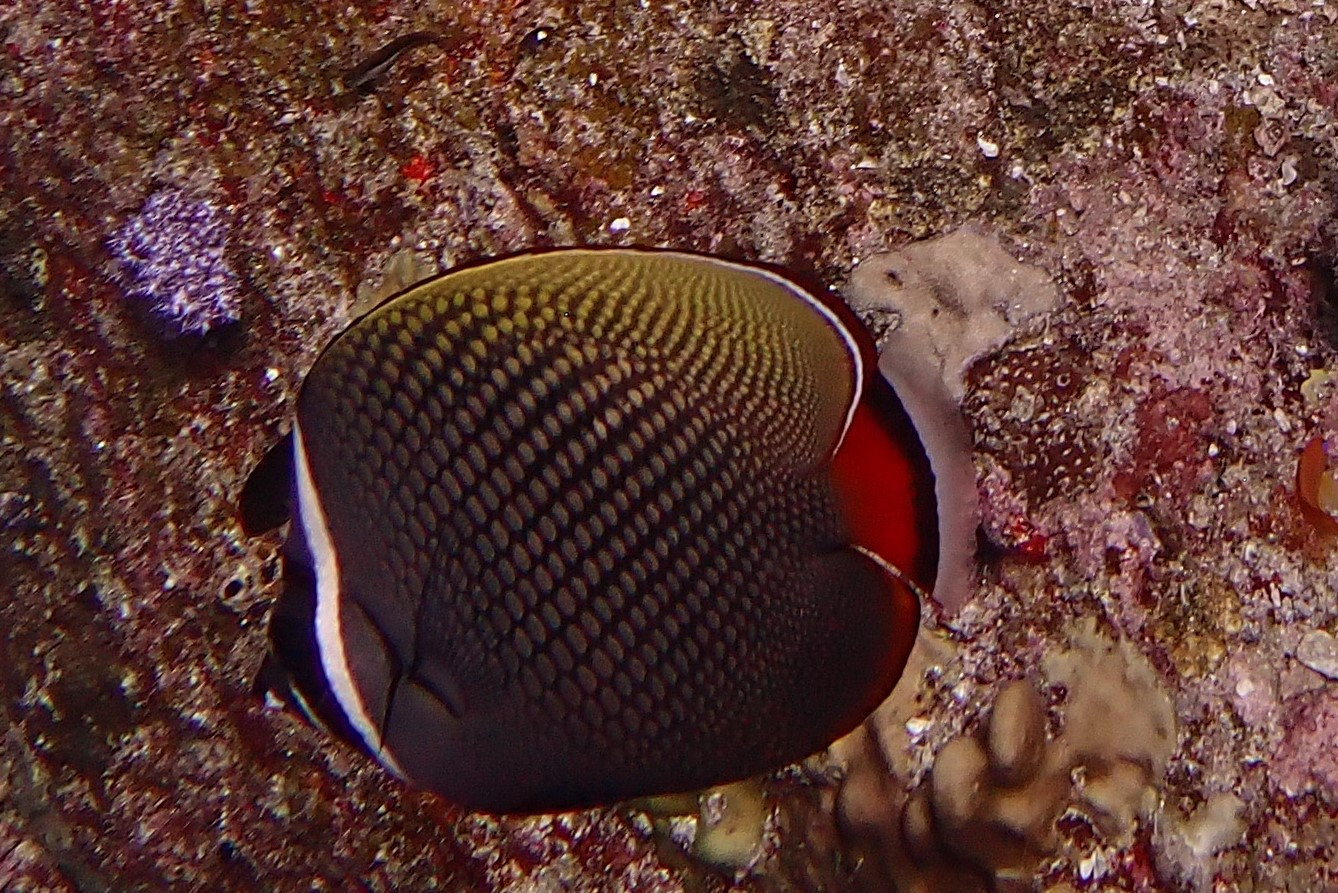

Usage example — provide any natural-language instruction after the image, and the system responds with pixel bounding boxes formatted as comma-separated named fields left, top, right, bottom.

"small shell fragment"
left=1297, top=629, right=1338, bottom=680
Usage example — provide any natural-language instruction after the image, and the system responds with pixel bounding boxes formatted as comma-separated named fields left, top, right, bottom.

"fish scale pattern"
left=296, top=251, right=879, bottom=809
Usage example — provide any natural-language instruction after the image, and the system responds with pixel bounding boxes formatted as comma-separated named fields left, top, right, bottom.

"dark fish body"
left=244, top=249, right=940, bottom=813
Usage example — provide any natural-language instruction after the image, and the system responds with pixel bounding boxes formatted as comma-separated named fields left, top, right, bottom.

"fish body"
left=244, top=249, right=942, bottom=813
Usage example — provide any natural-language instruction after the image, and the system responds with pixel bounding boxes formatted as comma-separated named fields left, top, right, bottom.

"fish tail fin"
left=830, top=363, right=977, bottom=616
left=874, top=347, right=978, bottom=615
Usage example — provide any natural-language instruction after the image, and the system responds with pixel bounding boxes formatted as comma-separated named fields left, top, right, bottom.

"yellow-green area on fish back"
left=344, top=250, right=858, bottom=474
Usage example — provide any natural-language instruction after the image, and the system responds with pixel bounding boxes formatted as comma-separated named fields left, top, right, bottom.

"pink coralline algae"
left=1275, top=690, right=1338, bottom=798
left=106, top=188, right=242, bottom=336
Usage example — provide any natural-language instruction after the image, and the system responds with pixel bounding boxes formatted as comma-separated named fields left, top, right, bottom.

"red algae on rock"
left=1275, top=690, right=1338, bottom=798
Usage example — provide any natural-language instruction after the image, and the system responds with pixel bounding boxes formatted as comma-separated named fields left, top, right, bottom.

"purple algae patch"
left=107, top=188, right=242, bottom=336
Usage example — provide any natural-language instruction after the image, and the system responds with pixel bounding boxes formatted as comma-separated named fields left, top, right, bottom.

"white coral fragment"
left=843, top=228, right=1060, bottom=615
left=846, top=227, right=1061, bottom=401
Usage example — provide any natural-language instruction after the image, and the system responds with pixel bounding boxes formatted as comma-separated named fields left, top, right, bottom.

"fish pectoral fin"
left=409, top=655, right=468, bottom=720
left=240, top=432, right=294, bottom=535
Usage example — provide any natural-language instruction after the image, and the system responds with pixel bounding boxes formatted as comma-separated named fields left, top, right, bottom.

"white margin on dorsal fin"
left=656, top=252, right=864, bottom=453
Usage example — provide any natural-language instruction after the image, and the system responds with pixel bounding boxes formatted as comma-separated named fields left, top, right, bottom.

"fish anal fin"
left=410, top=654, right=468, bottom=720
left=804, top=546, right=920, bottom=745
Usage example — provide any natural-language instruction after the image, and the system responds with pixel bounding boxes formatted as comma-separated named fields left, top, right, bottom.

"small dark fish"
left=342, top=31, right=449, bottom=94
left=243, top=249, right=956, bottom=814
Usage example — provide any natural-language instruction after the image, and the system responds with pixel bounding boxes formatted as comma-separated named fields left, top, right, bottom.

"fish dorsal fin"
left=239, top=432, right=294, bottom=535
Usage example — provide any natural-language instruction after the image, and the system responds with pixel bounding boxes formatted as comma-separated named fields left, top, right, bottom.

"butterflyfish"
left=241, top=248, right=967, bottom=814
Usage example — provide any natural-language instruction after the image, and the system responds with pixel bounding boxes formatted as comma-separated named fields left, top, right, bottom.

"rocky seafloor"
left=2, top=0, right=1337, bottom=890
